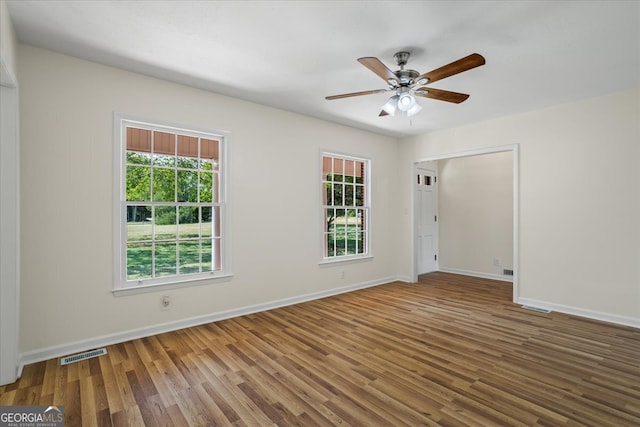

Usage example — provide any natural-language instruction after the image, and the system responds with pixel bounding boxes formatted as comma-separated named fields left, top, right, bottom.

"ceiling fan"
left=326, top=51, right=485, bottom=117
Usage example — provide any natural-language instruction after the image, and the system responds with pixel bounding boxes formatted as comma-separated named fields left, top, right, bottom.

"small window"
left=114, top=115, right=228, bottom=292
left=321, top=153, right=370, bottom=260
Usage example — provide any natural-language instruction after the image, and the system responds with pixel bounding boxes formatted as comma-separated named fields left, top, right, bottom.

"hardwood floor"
left=1, top=272, right=639, bottom=426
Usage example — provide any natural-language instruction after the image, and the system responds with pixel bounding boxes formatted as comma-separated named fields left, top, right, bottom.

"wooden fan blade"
left=357, top=57, right=398, bottom=82
left=325, top=89, right=387, bottom=100
left=379, top=110, right=389, bottom=117
left=417, top=53, right=485, bottom=85
left=414, top=87, right=470, bottom=103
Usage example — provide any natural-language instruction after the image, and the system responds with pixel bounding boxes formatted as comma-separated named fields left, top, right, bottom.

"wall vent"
left=60, top=348, right=107, bottom=365
left=521, top=305, right=551, bottom=314
left=503, top=269, right=514, bottom=276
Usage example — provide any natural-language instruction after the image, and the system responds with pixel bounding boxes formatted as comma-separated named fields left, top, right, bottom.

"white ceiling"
left=6, top=0, right=640, bottom=138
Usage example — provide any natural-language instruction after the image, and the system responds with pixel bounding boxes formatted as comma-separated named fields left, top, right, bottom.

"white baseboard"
left=517, top=297, right=640, bottom=329
left=18, top=276, right=403, bottom=374
left=438, top=267, right=513, bottom=282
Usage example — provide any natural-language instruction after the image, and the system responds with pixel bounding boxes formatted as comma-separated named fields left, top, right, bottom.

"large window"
left=114, top=116, right=228, bottom=292
left=322, top=153, right=370, bottom=260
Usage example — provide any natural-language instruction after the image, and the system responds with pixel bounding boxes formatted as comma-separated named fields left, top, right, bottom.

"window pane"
left=201, top=206, right=212, bottom=238
left=200, top=138, right=219, bottom=167
left=325, top=232, right=335, bottom=257
left=355, top=185, right=364, bottom=206
left=212, top=238, right=221, bottom=271
left=127, top=206, right=152, bottom=241
left=177, top=170, right=198, bottom=202
left=346, top=212, right=357, bottom=255
left=153, top=168, right=175, bottom=202
left=178, top=206, right=199, bottom=239
left=154, top=206, right=176, bottom=240
left=127, top=127, right=151, bottom=153
left=153, top=131, right=175, bottom=166
left=344, top=184, right=354, bottom=206
left=155, top=242, right=176, bottom=277
left=324, top=182, right=332, bottom=205
left=153, top=153, right=175, bottom=167
left=127, top=243, right=152, bottom=280
left=177, top=157, right=198, bottom=169
left=212, top=172, right=219, bottom=204
left=200, top=171, right=213, bottom=203
left=334, top=184, right=344, bottom=206
left=126, top=165, right=151, bottom=201
left=333, top=158, right=344, bottom=180
left=357, top=209, right=366, bottom=230
left=202, top=238, right=221, bottom=271
left=201, top=158, right=216, bottom=171
left=326, top=208, right=336, bottom=233
left=177, top=134, right=198, bottom=160
left=179, top=241, right=200, bottom=274
left=126, top=151, right=151, bottom=165
left=212, top=206, right=221, bottom=238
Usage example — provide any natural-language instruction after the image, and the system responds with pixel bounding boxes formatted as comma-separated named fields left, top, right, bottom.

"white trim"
left=0, top=54, right=20, bottom=385
left=112, top=273, right=234, bottom=297
left=318, top=255, right=373, bottom=266
left=438, top=267, right=513, bottom=283
left=517, top=297, right=640, bottom=329
left=19, top=275, right=406, bottom=370
left=112, top=113, right=232, bottom=292
left=410, top=144, right=519, bottom=303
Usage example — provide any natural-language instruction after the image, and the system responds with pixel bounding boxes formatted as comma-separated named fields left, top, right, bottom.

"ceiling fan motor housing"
left=393, top=51, right=411, bottom=67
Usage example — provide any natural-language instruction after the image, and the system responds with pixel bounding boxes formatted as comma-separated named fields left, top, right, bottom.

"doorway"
left=412, top=145, right=519, bottom=302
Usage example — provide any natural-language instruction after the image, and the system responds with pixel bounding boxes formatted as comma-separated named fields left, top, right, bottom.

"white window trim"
left=319, top=151, right=372, bottom=265
left=113, top=113, right=232, bottom=296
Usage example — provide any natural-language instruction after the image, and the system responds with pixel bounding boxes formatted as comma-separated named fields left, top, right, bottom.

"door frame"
left=0, top=52, right=20, bottom=385
left=411, top=144, right=519, bottom=302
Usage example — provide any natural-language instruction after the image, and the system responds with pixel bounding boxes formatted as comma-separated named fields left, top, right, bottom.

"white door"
left=416, top=168, right=437, bottom=274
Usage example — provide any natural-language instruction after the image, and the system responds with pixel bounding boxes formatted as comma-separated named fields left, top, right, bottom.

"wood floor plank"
left=2, top=272, right=639, bottom=426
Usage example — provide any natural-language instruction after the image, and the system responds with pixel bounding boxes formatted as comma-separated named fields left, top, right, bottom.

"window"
left=114, top=116, right=228, bottom=292
left=321, top=153, right=370, bottom=260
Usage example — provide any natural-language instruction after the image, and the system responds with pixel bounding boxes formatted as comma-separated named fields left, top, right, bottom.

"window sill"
left=319, top=255, right=373, bottom=266
left=113, top=273, right=233, bottom=297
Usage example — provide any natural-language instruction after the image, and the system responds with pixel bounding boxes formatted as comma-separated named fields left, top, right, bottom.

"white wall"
left=437, top=152, right=513, bottom=278
left=17, top=45, right=401, bottom=358
left=400, top=89, right=640, bottom=325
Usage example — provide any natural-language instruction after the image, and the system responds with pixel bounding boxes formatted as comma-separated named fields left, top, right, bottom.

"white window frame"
left=113, top=113, right=232, bottom=295
left=320, top=151, right=372, bottom=264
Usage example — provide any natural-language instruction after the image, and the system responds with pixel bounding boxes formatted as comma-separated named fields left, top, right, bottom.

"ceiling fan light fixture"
left=406, top=102, right=422, bottom=117
left=381, top=95, right=399, bottom=116
left=396, top=87, right=416, bottom=112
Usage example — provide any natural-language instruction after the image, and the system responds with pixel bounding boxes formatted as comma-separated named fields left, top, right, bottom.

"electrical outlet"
left=340, top=270, right=345, bottom=279
left=493, top=258, right=501, bottom=267
left=161, top=295, right=171, bottom=310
